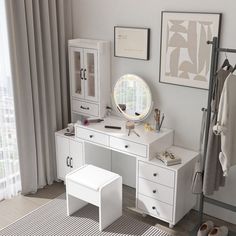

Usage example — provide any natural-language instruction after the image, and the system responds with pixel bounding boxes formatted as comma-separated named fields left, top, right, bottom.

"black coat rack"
left=192, top=36, right=236, bottom=235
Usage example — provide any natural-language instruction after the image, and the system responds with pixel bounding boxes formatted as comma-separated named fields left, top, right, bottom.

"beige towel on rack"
left=214, top=73, right=236, bottom=176
left=203, top=68, right=230, bottom=195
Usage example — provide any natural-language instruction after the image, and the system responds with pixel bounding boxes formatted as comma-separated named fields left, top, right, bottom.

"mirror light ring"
left=113, top=74, right=152, bottom=121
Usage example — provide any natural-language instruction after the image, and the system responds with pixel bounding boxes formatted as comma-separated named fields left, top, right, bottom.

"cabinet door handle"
left=125, top=145, right=129, bottom=148
left=153, top=190, right=157, bottom=194
left=69, top=157, right=73, bottom=168
left=83, top=69, right=87, bottom=80
left=80, top=105, right=89, bottom=110
left=80, top=68, right=83, bottom=80
left=152, top=206, right=156, bottom=210
left=66, top=156, right=70, bottom=167
left=153, top=173, right=158, bottom=177
left=89, top=135, right=93, bottom=138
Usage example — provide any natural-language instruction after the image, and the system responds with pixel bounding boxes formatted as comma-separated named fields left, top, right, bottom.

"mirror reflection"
left=113, top=74, right=152, bottom=121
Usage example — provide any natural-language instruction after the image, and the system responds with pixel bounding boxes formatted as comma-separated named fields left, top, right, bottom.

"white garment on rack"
left=213, top=73, right=236, bottom=176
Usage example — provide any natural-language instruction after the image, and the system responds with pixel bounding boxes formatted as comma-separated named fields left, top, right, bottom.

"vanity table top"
left=75, top=116, right=173, bottom=145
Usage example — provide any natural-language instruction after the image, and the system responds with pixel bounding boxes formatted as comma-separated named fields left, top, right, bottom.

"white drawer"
left=76, top=127, right=109, bottom=147
left=72, top=99, right=99, bottom=117
left=110, top=137, right=147, bottom=158
left=66, top=179, right=99, bottom=206
left=138, top=161, right=175, bottom=188
left=137, top=194, right=173, bottom=221
left=138, top=178, right=174, bottom=205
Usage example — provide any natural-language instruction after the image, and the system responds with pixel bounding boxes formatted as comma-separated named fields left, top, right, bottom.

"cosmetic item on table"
left=154, top=108, right=165, bottom=132
left=104, top=125, right=121, bottom=130
left=126, top=121, right=140, bottom=137
left=64, top=123, right=75, bottom=136
left=106, top=106, right=112, bottom=116
left=82, top=118, right=104, bottom=126
left=159, top=113, right=165, bottom=129
left=64, top=132, right=75, bottom=137
left=144, top=123, right=154, bottom=131
left=66, top=123, right=74, bottom=133
left=155, top=150, right=181, bottom=166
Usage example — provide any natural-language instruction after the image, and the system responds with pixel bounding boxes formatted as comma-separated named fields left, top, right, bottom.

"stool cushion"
left=66, top=165, right=119, bottom=191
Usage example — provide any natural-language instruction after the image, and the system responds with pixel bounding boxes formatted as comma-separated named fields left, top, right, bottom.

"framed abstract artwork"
left=159, top=11, right=221, bottom=89
left=114, top=26, right=150, bottom=60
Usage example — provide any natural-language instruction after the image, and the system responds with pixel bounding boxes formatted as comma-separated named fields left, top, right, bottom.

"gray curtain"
left=5, top=0, right=73, bottom=194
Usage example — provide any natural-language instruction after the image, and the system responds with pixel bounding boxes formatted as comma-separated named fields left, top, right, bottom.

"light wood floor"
left=0, top=182, right=235, bottom=235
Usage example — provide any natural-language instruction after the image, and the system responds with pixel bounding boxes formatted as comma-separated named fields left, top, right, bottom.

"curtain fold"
left=5, top=0, right=72, bottom=194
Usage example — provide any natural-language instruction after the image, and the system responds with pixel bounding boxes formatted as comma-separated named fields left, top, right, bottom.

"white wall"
left=71, top=0, right=236, bottom=223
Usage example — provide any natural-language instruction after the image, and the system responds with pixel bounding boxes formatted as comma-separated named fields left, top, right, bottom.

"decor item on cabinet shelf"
left=114, top=26, right=150, bottom=60
left=155, top=150, right=181, bottom=166
left=159, top=11, right=221, bottom=89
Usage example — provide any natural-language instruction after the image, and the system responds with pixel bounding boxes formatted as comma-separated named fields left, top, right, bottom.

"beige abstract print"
left=160, top=13, right=221, bottom=89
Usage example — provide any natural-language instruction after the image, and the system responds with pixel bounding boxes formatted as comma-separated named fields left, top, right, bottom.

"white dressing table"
left=55, top=116, right=198, bottom=228
left=55, top=46, right=198, bottom=228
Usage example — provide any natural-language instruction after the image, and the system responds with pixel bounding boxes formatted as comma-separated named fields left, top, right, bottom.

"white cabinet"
left=55, top=131, right=84, bottom=180
left=55, top=134, right=70, bottom=180
left=69, top=47, right=98, bottom=102
left=68, top=39, right=110, bottom=120
left=136, top=146, right=198, bottom=228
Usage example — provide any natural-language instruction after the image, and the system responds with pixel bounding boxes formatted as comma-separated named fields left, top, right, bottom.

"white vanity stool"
left=66, top=165, right=122, bottom=231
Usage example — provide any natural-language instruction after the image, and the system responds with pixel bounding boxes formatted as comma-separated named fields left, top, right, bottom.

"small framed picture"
left=159, top=11, right=221, bottom=89
left=114, top=26, right=150, bottom=60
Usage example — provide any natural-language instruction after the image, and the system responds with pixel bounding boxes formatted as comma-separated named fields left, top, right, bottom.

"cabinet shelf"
left=69, top=38, right=110, bottom=120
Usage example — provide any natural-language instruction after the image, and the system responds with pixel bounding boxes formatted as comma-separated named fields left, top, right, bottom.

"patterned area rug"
left=0, top=194, right=172, bottom=236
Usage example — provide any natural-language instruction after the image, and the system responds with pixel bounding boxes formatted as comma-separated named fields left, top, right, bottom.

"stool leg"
left=66, top=193, right=87, bottom=216
left=99, top=177, right=122, bottom=231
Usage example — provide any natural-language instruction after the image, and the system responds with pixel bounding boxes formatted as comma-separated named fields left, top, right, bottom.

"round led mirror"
left=113, top=74, right=152, bottom=121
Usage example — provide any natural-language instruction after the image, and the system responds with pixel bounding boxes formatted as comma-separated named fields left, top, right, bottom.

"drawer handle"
left=83, top=69, right=87, bottom=80
left=153, top=190, right=157, bottom=194
left=80, top=68, right=83, bottom=80
left=125, top=145, right=129, bottom=148
left=153, top=173, right=158, bottom=177
left=66, top=156, right=70, bottom=167
left=69, top=157, right=73, bottom=168
left=152, top=207, right=160, bottom=215
left=80, top=105, right=89, bottom=110
left=89, top=135, right=93, bottom=138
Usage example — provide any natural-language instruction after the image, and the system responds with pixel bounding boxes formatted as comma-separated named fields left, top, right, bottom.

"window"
left=0, top=0, right=21, bottom=200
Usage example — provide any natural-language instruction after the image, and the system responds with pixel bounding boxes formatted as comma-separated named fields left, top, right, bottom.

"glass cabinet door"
left=70, top=47, right=84, bottom=99
left=83, top=49, right=98, bottom=102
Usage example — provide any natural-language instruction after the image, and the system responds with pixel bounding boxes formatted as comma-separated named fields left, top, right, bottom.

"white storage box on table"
left=66, top=164, right=122, bottom=231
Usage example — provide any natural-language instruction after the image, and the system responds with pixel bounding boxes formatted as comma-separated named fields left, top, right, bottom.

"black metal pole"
left=198, top=36, right=218, bottom=226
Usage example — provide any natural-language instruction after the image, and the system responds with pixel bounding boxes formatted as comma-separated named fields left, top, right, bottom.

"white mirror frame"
left=112, top=74, right=153, bottom=122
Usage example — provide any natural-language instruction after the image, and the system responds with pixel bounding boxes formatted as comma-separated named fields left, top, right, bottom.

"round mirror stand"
left=113, top=74, right=153, bottom=122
